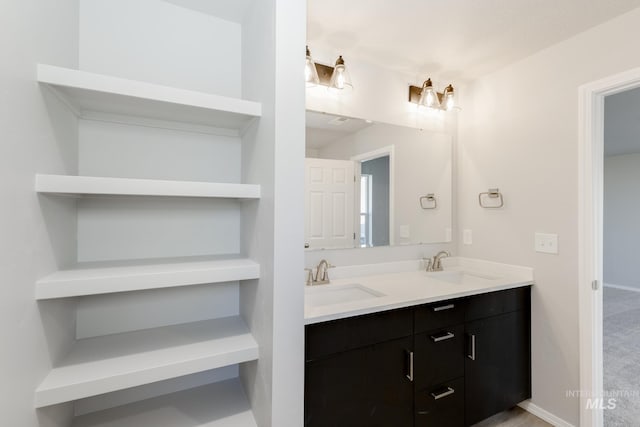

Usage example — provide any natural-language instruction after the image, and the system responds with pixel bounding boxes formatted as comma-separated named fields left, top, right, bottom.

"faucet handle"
left=422, top=257, right=433, bottom=272
left=304, top=268, right=314, bottom=286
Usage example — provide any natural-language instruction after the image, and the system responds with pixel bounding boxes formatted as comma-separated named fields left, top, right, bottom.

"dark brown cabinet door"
left=464, top=310, right=531, bottom=426
left=305, top=336, right=414, bottom=427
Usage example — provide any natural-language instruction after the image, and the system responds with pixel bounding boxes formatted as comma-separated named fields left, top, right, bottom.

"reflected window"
left=360, top=156, right=390, bottom=247
left=360, top=174, right=373, bottom=247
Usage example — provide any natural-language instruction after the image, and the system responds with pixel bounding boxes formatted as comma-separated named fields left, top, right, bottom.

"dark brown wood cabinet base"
left=305, top=286, right=531, bottom=427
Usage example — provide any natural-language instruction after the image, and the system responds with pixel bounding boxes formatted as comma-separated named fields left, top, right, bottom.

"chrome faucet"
left=432, top=251, right=451, bottom=271
left=307, top=259, right=334, bottom=285
left=423, top=251, right=451, bottom=272
left=314, top=259, right=334, bottom=284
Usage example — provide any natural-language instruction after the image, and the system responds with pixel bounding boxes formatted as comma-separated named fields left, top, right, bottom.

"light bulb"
left=335, top=66, right=346, bottom=89
left=443, top=84, right=455, bottom=110
left=445, top=95, right=455, bottom=110
left=425, top=90, right=437, bottom=106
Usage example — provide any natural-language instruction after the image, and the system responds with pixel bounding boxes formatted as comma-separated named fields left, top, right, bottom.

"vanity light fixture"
left=409, top=79, right=457, bottom=111
left=305, top=46, right=320, bottom=87
left=305, top=46, right=353, bottom=91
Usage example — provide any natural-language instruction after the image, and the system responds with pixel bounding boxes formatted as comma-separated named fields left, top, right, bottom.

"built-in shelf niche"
left=31, top=1, right=290, bottom=425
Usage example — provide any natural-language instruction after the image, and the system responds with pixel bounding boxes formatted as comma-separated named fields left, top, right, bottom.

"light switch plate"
left=535, top=232, right=558, bottom=254
left=400, top=225, right=410, bottom=239
left=463, top=229, right=473, bottom=245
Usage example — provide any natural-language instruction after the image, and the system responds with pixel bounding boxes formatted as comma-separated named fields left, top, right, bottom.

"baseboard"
left=518, top=400, right=575, bottom=427
left=604, top=282, right=640, bottom=293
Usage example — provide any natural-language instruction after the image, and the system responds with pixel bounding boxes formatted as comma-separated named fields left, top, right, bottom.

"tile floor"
left=471, top=406, right=551, bottom=427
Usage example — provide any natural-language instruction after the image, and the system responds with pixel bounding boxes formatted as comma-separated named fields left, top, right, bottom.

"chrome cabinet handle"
left=430, top=331, right=455, bottom=342
left=405, top=350, right=414, bottom=381
left=433, top=303, right=454, bottom=312
left=468, top=334, right=476, bottom=360
left=431, top=386, right=455, bottom=400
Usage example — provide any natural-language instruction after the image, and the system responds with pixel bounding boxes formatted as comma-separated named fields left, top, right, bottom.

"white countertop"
left=304, top=257, right=534, bottom=325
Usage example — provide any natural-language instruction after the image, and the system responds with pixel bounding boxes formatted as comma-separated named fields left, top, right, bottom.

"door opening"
left=579, top=66, right=640, bottom=427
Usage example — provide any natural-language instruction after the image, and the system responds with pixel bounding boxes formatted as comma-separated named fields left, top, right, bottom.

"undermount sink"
left=425, top=270, right=501, bottom=284
left=305, top=283, right=385, bottom=307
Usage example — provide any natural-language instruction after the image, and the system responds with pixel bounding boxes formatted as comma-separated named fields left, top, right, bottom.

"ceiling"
left=605, top=87, right=640, bottom=157
left=306, top=111, right=372, bottom=149
left=307, top=0, right=640, bottom=83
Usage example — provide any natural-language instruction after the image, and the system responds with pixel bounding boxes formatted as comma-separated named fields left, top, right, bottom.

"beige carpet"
left=604, top=286, right=640, bottom=426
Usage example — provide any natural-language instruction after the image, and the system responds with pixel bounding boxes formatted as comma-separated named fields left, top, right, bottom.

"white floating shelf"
left=35, top=316, right=258, bottom=408
left=72, top=379, right=257, bottom=427
left=35, top=174, right=261, bottom=199
left=36, top=256, right=260, bottom=300
left=37, top=64, right=261, bottom=131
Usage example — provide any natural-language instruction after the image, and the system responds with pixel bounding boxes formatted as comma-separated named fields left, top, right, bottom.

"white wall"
left=604, top=154, right=640, bottom=290
left=0, top=1, right=79, bottom=426
left=305, top=55, right=458, bottom=269
left=240, top=0, right=306, bottom=426
left=79, top=0, right=241, bottom=96
left=458, top=6, right=640, bottom=425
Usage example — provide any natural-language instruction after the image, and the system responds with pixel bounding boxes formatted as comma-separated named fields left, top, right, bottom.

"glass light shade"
left=328, top=56, right=353, bottom=90
left=418, top=79, right=440, bottom=109
left=305, top=46, right=320, bottom=87
left=443, top=84, right=455, bottom=110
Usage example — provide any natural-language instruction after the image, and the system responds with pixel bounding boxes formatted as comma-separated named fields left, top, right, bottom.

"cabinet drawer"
left=414, top=299, right=465, bottom=333
left=415, top=377, right=464, bottom=427
left=414, top=324, right=464, bottom=388
left=306, top=308, right=413, bottom=361
left=465, top=286, right=531, bottom=321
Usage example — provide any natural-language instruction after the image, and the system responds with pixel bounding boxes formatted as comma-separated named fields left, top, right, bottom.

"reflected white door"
left=304, top=158, right=355, bottom=249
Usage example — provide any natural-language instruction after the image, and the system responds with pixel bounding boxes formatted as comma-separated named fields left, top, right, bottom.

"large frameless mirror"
left=304, top=110, right=452, bottom=250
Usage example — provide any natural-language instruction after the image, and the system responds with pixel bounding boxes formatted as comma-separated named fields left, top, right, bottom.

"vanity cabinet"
left=305, top=308, right=414, bottom=427
left=304, top=286, right=531, bottom=427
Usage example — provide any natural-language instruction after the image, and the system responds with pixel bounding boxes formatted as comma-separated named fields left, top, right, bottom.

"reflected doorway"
left=359, top=155, right=390, bottom=248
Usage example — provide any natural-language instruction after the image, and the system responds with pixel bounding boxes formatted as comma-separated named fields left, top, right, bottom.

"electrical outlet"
left=535, top=233, right=558, bottom=254
left=463, top=229, right=473, bottom=245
